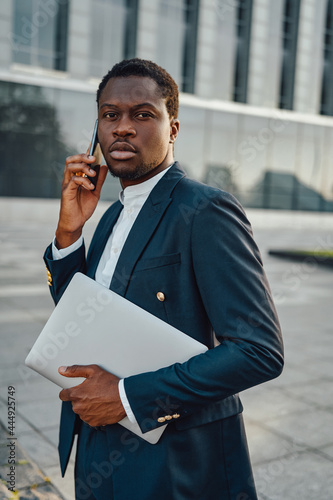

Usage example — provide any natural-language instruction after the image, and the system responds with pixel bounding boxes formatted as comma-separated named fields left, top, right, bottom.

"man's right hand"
left=55, top=154, right=108, bottom=249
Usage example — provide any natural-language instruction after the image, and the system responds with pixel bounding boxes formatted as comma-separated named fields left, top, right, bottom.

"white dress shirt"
left=52, top=165, right=173, bottom=423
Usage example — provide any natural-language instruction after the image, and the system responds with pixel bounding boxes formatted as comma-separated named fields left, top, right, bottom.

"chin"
left=107, top=161, right=157, bottom=181
left=107, top=162, right=135, bottom=179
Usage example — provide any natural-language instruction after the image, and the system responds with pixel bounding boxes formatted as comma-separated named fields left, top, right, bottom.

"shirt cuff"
left=118, top=379, right=137, bottom=424
left=52, top=235, right=84, bottom=260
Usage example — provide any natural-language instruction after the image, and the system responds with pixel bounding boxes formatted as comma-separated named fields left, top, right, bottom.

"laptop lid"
left=25, top=273, right=208, bottom=444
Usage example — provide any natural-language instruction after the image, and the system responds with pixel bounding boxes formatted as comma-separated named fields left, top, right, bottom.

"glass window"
left=235, top=114, right=273, bottom=207
left=321, top=127, right=333, bottom=210
left=320, top=0, right=333, bottom=115
left=279, top=0, right=301, bottom=110
left=175, top=105, right=206, bottom=178
left=12, top=0, right=69, bottom=71
left=89, top=0, right=138, bottom=78
left=203, top=111, right=240, bottom=198
left=295, top=123, right=331, bottom=211
left=182, top=0, right=200, bottom=93
left=0, top=81, right=120, bottom=200
left=0, top=82, right=62, bottom=198
left=156, top=0, right=199, bottom=93
left=233, top=0, right=253, bottom=103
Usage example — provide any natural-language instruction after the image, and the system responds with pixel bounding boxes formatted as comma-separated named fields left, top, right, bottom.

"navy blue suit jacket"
left=44, top=163, right=283, bottom=483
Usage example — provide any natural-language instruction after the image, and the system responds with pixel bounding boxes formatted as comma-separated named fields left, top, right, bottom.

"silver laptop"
left=25, top=273, right=207, bottom=444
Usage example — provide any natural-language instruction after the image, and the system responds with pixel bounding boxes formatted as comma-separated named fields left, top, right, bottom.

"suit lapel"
left=87, top=201, right=123, bottom=280
left=110, top=163, right=186, bottom=296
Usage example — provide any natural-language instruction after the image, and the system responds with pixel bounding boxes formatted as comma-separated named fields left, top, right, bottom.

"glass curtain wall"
left=279, top=0, right=301, bottom=110
left=12, top=0, right=69, bottom=71
left=156, top=0, right=199, bottom=93
left=0, top=78, right=332, bottom=211
left=320, top=0, right=333, bottom=115
left=233, top=0, right=253, bottom=103
left=89, top=0, right=138, bottom=78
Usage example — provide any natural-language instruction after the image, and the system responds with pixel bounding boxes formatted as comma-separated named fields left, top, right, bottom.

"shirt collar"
left=119, top=164, right=174, bottom=206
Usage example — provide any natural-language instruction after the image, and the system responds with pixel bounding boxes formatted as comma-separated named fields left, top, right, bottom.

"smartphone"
left=87, top=119, right=102, bottom=189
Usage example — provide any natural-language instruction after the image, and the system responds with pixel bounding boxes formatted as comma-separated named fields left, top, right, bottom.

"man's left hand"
left=58, top=364, right=126, bottom=427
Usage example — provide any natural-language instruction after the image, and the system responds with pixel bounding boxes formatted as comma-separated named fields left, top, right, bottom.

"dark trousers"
left=74, top=415, right=257, bottom=500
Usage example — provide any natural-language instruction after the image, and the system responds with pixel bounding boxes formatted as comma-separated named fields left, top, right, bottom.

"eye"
left=137, top=112, right=152, bottom=119
left=104, top=112, right=117, bottom=119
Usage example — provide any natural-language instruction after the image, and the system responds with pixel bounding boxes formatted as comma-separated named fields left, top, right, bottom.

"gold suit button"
left=165, top=415, right=172, bottom=421
left=46, top=267, right=52, bottom=286
left=46, top=268, right=52, bottom=280
left=172, top=414, right=180, bottom=419
left=156, top=292, right=165, bottom=302
left=157, top=417, right=166, bottom=423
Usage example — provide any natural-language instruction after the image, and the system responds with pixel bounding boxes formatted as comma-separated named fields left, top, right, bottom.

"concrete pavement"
left=0, top=422, right=65, bottom=499
left=0, top=198, right=332, bottom=500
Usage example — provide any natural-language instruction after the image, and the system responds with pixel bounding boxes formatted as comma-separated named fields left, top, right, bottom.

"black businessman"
left=44, top=58, right=284, bottom=500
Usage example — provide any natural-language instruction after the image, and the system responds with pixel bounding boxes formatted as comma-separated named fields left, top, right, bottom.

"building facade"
left=0, top=0, right=332, bottom=210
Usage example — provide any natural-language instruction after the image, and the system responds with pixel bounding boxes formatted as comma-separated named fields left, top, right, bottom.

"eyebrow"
left=100, top=102, right=159, bottom=111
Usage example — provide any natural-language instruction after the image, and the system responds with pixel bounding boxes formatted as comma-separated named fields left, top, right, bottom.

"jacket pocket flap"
left=135, top=253, right=181, bottom=272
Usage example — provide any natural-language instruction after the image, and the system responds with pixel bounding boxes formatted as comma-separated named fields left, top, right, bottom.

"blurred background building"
left=0, top=0, right=333, bottom=211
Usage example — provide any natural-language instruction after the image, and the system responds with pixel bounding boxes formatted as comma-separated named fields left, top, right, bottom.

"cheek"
left=97, top=129, right=109, bottom=149
left=145, top=126, right=170, bottom=151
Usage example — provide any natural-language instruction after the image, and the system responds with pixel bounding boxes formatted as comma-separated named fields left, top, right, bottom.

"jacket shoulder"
left=173, top=175, right=250, bottom=230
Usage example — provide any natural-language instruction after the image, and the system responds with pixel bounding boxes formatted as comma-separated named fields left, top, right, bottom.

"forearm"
left=124, top=335, right=283, bottom=432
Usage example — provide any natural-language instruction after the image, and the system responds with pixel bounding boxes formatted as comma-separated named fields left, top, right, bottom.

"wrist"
left=55, top=226, right=83, bottom=249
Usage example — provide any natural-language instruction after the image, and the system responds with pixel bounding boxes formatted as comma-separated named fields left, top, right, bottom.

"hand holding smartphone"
left=87, top=119, right=102, bottom=190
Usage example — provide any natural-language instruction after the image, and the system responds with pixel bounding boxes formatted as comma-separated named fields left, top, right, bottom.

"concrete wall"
left=2, top=0, right=331, bottom=111
left=196, top=0, right=237, bottom=100
left=67, top=0, right=91, bottom=79
left=248, top=0, right=284, bottom=108
left=136, top=0, right=159, bottom=61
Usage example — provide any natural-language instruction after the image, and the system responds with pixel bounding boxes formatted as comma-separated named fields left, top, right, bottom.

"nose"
left=113, top=115, right=136, bottom=138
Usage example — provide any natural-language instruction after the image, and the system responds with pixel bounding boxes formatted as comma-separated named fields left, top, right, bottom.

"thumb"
left=58, top=364, right=95, bottom=378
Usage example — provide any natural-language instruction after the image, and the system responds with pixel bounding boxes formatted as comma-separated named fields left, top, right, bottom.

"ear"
left=169, top=119, right=180, bottom=144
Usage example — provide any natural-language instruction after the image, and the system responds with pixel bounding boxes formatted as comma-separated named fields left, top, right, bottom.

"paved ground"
left=0, top=199, right=332, bottom=500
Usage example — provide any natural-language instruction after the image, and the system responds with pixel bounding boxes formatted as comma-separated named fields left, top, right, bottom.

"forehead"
left=99, top=76, right=165, bottom=109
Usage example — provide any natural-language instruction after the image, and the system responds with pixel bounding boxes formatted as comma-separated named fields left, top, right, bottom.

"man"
left=44, top=58, right=283, bottom=500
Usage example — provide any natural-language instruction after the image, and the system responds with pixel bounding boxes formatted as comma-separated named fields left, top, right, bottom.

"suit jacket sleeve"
left=43, top=243, right=87, bottom=304
left=123, top=191, right=284, bottom=432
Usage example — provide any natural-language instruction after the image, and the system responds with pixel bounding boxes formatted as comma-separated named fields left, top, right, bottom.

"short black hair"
left=96, top=58, right=179, bottom=119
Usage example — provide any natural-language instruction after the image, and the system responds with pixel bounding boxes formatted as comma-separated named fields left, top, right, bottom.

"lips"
left=109, top=142, right=137, bottom=160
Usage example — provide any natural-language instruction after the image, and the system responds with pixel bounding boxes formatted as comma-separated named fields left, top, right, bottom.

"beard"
left=106, top=148, right=169, bottom=181
left=107, top=161, right=158, bottom=180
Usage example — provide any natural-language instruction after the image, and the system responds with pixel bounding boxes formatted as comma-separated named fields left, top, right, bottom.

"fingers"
left=64, top=154, right=98, bottom=190
left=58, top=364, right=97, bottom=402
left=59, top=388, right=72, bottom=402
left=59, top=387, right=83, bottom=404
left=65, top=153, right=96, bottom=170
left=58, top=364, right=98, bottom=378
